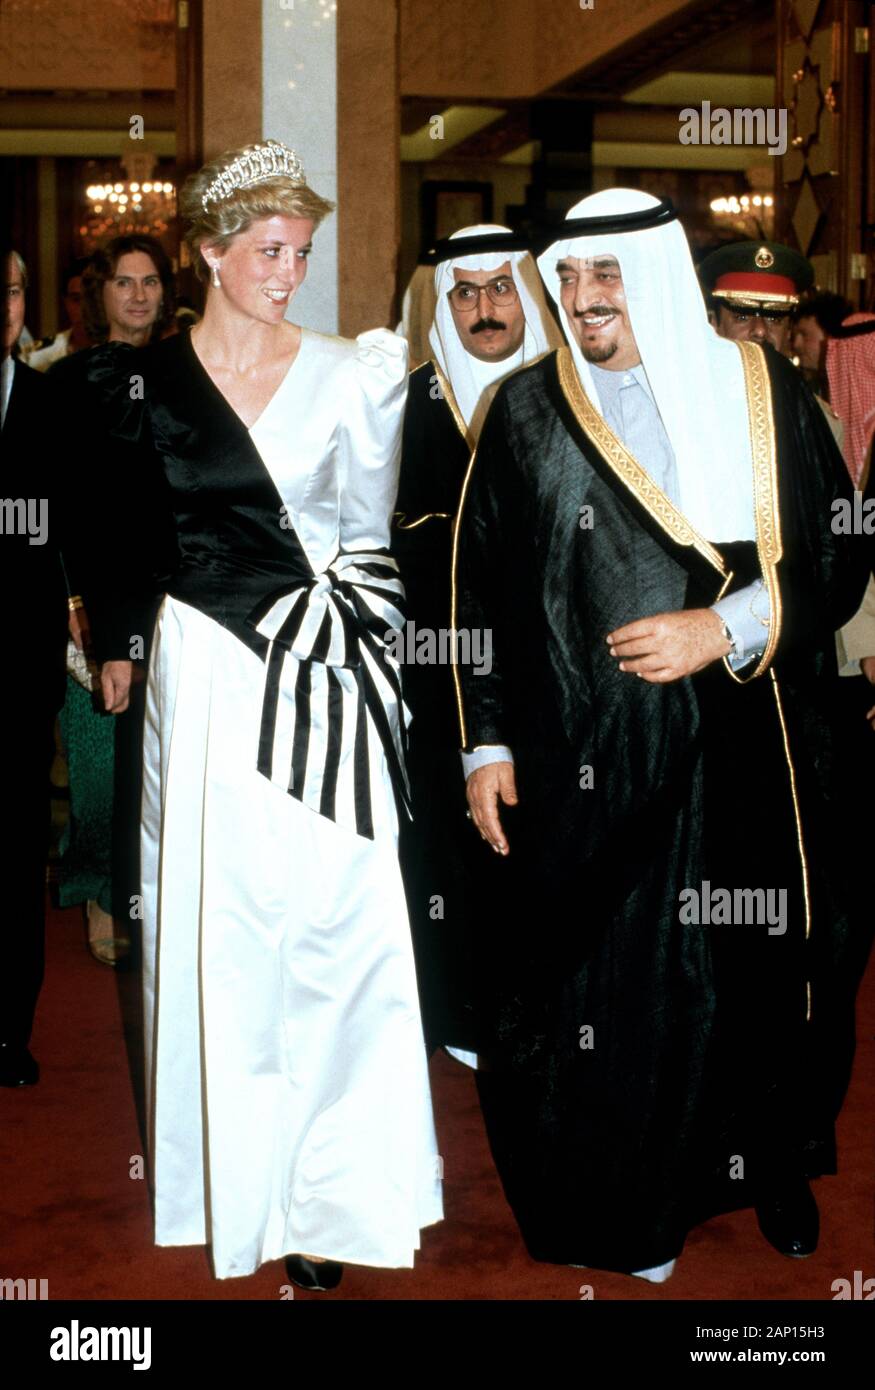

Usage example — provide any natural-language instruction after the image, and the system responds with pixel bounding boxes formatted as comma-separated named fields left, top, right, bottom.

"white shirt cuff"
left=713, top=580, right=771, bottom=671
left=461, top=745, right=514, bottom=779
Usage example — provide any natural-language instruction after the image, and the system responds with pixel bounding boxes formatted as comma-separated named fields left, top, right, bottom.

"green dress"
left=57, top=674, right=114, bottom=915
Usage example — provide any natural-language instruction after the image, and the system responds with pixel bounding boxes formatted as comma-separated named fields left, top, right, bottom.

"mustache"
left=573, top=305, right=617, bottom=320
left=470, top=317, right=506, bottom=333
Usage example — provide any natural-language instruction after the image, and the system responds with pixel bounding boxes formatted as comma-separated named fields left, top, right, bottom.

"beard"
left=573, top=305, right=621, bottom=364
left=580, top=339, right=618, bottom=363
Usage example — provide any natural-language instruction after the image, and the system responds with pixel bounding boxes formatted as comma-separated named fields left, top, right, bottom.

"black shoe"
left=0, top=1043, right=39, bottom=1087
left=755, top=1180, right=819, bottom=1258
left=284, top=1254, right=344, bottom=1292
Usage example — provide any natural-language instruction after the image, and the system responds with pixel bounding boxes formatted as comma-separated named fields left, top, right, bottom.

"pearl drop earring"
left=211, top=264, right=221, bottom=288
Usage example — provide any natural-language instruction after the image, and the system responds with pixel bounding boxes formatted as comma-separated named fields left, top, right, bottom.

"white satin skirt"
left=140, top=595, right=443, bottom=1279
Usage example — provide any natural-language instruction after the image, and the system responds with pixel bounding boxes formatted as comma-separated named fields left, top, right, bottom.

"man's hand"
left=607, top=608, right=732, bottom=683
left=101, top=660, right=133, bottom=714
left=465, top=760, right=518, bottom=856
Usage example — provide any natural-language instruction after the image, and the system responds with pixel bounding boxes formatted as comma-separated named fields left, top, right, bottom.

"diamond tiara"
left=201, top=141, right=306, bottom=211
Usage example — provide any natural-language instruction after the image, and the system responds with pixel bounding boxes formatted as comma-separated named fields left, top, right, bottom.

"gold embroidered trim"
left=450, top=441, right=481, bottom=749
left=769, top=669, right=812, bottom=1019
left=435, top=351, right=552, bottom=454
left=395, top=361, right=470, bottom=534
left=715, top=571, right=735, bottom=603
left=394, top=511, right=452, bottom=530
left=432, top=362, right=473, bottom=450
left=556, top=347, right=729, bottom=578
left=713, top=289, right=798, bottom=307
left=723, top=340, right=783, bottom=684
left=446, top=352, right=551, bottom=750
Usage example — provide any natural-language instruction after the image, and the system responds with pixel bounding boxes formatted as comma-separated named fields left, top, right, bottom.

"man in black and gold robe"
left=454, top=190, right=869, bottom=1280
left=393, top=226, right=560, bottom=1054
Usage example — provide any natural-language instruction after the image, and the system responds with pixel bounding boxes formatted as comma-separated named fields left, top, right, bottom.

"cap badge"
left=755, top=246, right=775, bottom=269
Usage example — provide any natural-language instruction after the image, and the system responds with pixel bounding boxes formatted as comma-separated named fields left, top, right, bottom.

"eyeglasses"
left=447, top=278, right=518, bottom=312
left=727, top=305, right=791, bottom=324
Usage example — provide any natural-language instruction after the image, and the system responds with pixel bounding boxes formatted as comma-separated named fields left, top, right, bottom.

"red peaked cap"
left=698, top=241, right=813, bottom=305
left=713, top=271, right=798, bottom=299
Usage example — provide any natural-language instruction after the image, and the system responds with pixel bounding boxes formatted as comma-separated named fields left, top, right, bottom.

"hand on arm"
left=607, top=608, right=732, bottom=683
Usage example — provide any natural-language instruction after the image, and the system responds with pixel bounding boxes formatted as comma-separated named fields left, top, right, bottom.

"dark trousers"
left=0, top=702, right=57, bottom=1046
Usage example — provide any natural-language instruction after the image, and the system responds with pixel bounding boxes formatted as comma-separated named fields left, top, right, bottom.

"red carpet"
left=1, top=899, right=873, bottom=1301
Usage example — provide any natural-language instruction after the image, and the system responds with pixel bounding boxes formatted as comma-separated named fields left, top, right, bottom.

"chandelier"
left=81, top=150, right=176, bottom=253
left=709, top=192, right=775, bottom=240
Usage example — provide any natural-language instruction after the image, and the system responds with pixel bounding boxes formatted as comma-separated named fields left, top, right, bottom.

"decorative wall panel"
left=0, top=0, right=175, bottom=91
left=776, top=0, right=871, bottom=301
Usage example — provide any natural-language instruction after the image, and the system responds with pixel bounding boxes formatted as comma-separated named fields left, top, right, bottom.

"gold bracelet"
left=68, top=595, right=84, bottom=612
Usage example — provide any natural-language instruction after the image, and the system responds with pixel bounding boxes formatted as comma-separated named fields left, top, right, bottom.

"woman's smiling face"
left=206, top=215, right=315, bottom=322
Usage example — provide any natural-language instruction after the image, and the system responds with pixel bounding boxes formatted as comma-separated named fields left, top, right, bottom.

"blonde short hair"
left=180, top=142, right=335, bottom=283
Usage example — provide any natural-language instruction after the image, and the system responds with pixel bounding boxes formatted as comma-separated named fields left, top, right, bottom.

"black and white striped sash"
left=245, top=550, right=411, bottom=839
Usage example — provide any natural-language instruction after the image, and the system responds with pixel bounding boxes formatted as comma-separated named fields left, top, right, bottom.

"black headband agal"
left=834, top=317, right=875, bottom=339
left=420, top=200, right=679, bottom=265
left=421, top=231, right=530, bottom=266
left=553, top=198, right=678, bottom=239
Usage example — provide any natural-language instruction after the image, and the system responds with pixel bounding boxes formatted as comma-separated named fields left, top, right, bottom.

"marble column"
left=197, top=2, right=400, bottom=336
left=263, top=0, right=338, bottom=332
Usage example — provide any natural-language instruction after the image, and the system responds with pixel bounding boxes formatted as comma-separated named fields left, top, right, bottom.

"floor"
left=1, top=897, right=873, bottom=1302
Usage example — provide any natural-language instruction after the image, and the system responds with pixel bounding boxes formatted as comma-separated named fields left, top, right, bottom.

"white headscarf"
left=537, top=189, right=756, bottom=543
left=429, top=224, right=562, bottom=441
left=396, top=264, right=438, bottom=370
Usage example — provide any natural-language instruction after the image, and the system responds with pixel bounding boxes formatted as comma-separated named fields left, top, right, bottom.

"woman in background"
left=52, top=235, right=175, bottom=964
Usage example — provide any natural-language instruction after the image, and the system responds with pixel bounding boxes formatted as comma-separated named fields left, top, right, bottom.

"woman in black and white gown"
left=92, top=141, right=442, bottom=1286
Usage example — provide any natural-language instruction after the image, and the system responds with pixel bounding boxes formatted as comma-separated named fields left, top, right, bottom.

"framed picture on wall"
left=421, top=180, right=494, bottom=252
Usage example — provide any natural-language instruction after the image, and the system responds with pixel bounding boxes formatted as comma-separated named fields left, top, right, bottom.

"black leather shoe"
left=756, top=1180, right=819, bottom=1258
left=285, top=1256, right=343, bottom=1295
left=284, top=1254, right=343, bottom=1291
left=0, top=1043, right=39, bottom=1087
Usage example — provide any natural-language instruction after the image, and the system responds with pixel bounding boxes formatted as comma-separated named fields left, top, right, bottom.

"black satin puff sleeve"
left=49, top=342, right=177, bottom=664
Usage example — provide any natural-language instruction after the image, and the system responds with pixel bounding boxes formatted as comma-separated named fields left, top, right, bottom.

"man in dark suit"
left=1, top=248, right=69, bottom=1085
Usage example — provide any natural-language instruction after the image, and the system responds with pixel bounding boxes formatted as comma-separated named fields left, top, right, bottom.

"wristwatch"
left=719, top=619, right=737, bottom=658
